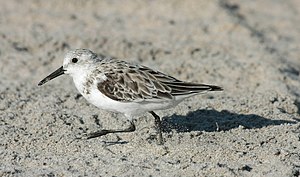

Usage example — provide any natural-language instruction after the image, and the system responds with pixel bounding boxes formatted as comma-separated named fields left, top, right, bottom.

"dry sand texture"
left=1, top=0, right=300, bottom=176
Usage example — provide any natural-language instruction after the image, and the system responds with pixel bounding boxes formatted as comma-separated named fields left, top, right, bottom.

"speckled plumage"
left=95, top=59, right=221, bottom=102
left=67, top=49, right=222, bottom=103
left=38, top=49, right=223, bottom=144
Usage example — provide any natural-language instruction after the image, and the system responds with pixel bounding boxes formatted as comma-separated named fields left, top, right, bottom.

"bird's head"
left=38, top=49, right=98, bottom=86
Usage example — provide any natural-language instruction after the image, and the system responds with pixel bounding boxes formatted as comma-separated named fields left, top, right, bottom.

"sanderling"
left=38, top=49, right=223, bottom=144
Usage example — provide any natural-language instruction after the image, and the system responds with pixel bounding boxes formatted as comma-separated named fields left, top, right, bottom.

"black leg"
left=149, top=111, right=163, bottom=145
left=86, top=121, right=136, bottom=139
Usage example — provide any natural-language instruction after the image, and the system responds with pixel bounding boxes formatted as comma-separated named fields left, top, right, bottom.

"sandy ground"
left=1, top=0, right=300, bottom=176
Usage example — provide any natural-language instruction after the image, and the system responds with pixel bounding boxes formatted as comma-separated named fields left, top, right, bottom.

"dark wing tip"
left=209, top=85, right=223, bottom=91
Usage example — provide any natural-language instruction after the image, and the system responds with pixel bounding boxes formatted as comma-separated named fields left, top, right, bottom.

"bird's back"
left=93, top=58, right=222, bottom=103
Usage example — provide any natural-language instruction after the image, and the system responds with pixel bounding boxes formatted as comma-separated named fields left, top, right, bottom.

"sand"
left=1, top=0, right=300, bottom=176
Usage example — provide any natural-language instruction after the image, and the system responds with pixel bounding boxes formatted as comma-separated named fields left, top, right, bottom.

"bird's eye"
left=72, top=58, right=78, bottom=63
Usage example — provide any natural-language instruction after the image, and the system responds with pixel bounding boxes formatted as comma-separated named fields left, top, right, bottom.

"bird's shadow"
left=161, top=109, right=299, bottom=132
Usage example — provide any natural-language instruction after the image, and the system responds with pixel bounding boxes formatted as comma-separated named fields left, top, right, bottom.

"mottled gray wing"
left=97, top=62, right=222, bottom=102
left=137, top=65, right=223, bottom=96
left=97, top=64, right=173, bottom=102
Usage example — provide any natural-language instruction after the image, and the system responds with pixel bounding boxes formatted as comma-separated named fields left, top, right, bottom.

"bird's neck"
left=72, top=68, right=106, bottom=96
left=69, top=67, right=91, bottom=95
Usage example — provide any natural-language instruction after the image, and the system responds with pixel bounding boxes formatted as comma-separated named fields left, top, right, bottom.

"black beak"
left=38, top=66, right=65, bottom=86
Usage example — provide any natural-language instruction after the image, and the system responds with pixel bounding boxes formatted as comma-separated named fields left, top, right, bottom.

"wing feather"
left=97, top=60, right=222, bottom=102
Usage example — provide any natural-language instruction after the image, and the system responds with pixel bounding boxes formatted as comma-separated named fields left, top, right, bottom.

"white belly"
left=83, top=87, right=177, bottom=118
left=71, top=72, right=181, bottom=119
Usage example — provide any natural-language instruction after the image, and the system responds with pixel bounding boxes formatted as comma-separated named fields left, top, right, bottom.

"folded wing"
left=97, top=61, right=222, bottom=102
